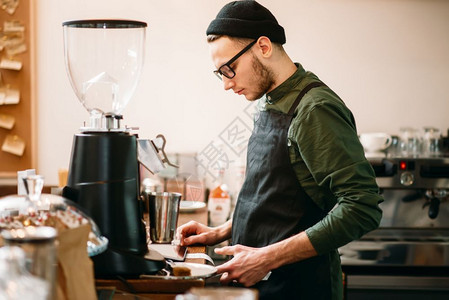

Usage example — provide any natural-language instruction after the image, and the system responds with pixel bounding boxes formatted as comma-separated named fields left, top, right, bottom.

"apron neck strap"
left=287, top=82, right=326, bottom=115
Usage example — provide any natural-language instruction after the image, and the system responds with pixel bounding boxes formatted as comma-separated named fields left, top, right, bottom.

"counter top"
left=178, top=202, right=208, bottom=227
left=96, top=204, right=209, bottom=299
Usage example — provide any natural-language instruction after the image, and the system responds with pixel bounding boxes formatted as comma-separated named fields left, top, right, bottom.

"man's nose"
left=223, top=77, right=234, bottom=91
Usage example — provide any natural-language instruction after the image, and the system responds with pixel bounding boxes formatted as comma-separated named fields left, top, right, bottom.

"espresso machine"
left=62, top=20, right=175, bottom=277
left=340, top=157, right=449, bottom=298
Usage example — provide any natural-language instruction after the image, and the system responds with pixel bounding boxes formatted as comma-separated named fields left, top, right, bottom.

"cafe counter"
left=95, top=203, right=209, bottom=299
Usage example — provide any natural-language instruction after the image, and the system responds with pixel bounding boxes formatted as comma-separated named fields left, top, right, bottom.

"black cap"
left=206, top=0, right=286, bottom=44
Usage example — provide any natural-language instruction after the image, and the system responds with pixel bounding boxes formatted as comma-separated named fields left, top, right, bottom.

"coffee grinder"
left=62, top=20, right=174, bottom=277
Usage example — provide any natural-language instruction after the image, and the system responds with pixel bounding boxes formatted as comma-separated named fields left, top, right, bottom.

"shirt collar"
left=265, top=63, right=306, bottom=104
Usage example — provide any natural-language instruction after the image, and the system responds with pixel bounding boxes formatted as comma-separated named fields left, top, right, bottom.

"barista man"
left=177, top=1, right=383, bottom=299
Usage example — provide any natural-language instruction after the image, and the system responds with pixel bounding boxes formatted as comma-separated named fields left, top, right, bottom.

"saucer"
left=140, top=262, right=217, bottom=280
left=179, top=200, right=206, bottom=213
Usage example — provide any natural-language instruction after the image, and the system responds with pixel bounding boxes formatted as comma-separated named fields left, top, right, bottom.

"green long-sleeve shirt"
left=258, top=63, right=383, bottom=254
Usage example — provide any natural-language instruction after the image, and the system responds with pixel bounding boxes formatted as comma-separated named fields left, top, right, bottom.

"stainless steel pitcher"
left=146, top=192, right=182, bottom=244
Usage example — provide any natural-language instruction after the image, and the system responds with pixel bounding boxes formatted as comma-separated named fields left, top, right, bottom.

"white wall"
left=35, top=0, right=449, bottom=185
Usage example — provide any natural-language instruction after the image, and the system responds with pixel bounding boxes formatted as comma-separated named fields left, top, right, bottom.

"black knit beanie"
left=206, top=0, right=286, bottom=44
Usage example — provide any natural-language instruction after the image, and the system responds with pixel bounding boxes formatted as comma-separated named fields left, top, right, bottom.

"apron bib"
left=232, top=82, right=332, bottom=299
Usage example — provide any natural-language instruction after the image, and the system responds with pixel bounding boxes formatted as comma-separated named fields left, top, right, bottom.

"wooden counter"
left=178, top=204, right=208, bottom=227
left=96, top=204, right=208, bottom=299
left=96, top=275, right=204, bottom=299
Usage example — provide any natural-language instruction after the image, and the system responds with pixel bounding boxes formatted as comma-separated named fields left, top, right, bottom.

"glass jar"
left=422, top=127, right=441, bottom=157
left=0, top=246, right=49, bottom=299
left=399, top=127, right=421, bottom=157
left=2, top=227, right=57, bottom=299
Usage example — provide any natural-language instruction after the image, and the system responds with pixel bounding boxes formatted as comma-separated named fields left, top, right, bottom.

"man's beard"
left=249, top=53, right=276, bottom=100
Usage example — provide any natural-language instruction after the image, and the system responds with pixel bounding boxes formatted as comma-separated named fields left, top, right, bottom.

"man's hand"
left=215, top=244, right=272, bottom=287
left=214, top=231, right=318, bottom=287
left=176, top=220, right=232, bottom=247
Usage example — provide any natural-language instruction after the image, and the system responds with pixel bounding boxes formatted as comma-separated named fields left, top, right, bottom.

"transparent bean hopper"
left=63, top=19, right=144, bottom=132
left=62, top=20, right=174, bottom=277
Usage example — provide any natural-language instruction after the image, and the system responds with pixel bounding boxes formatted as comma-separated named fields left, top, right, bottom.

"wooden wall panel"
left=0, top=0, right=34, bottom=178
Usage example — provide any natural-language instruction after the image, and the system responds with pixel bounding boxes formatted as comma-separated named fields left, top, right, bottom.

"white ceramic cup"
left=359, top=133, right=392, bottom=153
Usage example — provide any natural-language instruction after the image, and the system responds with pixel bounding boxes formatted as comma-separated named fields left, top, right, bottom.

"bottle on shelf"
left=207, top=166, right=231, bottom=261
left=207, top=166, right=231, bottom=227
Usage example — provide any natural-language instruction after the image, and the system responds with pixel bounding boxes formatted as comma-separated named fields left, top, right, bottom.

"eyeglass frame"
left=213, top=40, right=257, bottom=80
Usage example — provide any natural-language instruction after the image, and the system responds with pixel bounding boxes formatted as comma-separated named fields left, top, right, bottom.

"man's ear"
left=256, top=36, right=272, bottom=58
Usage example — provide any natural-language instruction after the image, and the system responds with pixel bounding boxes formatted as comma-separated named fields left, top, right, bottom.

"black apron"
left=232, top=82, right=332, bottom=299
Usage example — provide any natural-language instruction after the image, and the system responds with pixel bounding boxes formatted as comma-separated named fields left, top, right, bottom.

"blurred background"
left=2, top=0, right=449, bottom=187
